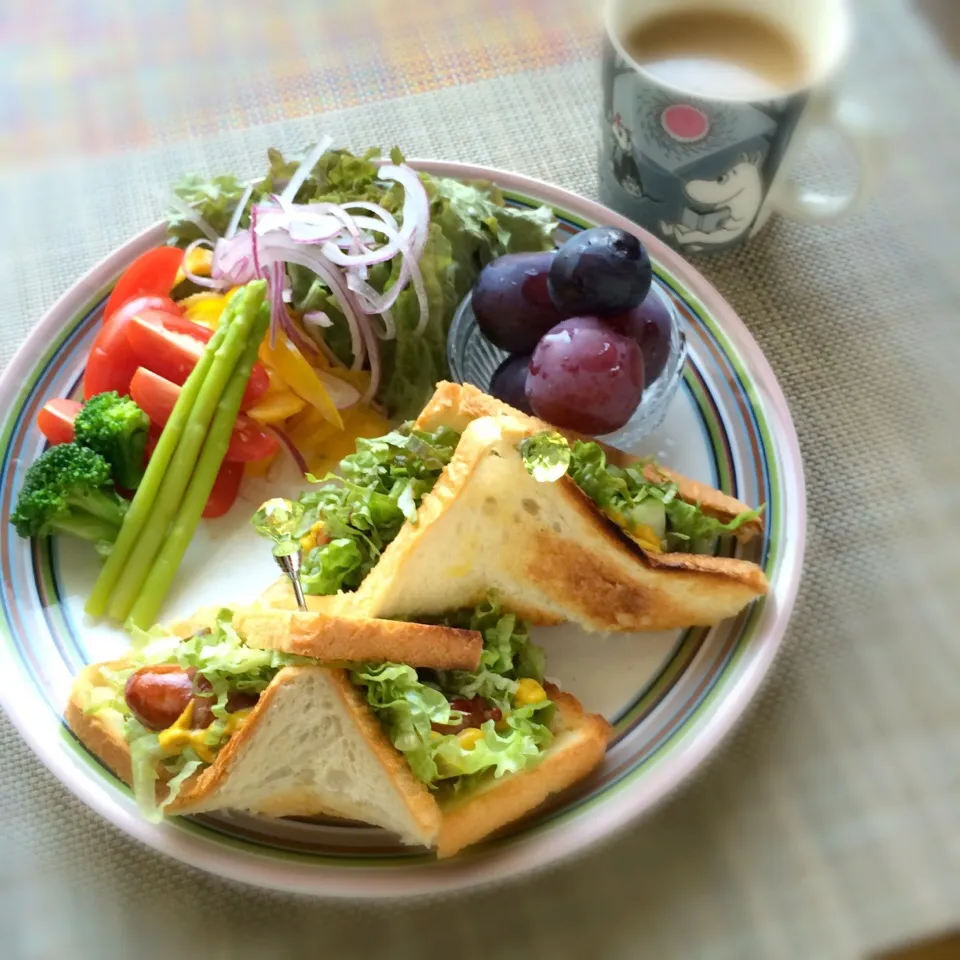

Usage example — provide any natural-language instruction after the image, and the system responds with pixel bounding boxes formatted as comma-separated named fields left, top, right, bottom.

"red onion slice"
left=266, top=425, right=309, bottom=477
left=279, top=135, right=333, bottom=204
left=168, top=194, right=220, bottom=244
left=257, top=238, right=368, bottom=371
left=225, top=182, right=254, bottom=241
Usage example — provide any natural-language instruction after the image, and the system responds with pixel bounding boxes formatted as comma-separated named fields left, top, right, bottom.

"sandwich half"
left=66, top=602, right=610, bottom=857
left=259, top=383, right=768, bottom=631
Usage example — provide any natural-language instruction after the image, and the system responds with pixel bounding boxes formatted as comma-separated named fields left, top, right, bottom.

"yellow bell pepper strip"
left=259, top=331, right=343, bottom=431
left=178, top=292, right=227, bottom=329
left=306, top=404, right=393, bottom=476
left=246, top=390, right=306, bottom=425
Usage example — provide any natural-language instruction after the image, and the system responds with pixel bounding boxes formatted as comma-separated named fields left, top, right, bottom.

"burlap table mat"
left=3, top=1, right=959, bottom=957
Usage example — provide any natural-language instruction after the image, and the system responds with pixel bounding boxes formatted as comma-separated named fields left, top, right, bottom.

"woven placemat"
left=3, top=1, right=959, bottom=958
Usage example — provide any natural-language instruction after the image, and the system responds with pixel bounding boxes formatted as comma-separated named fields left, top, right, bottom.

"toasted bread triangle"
left=260, top=414, right=768, bottom=630
left=65, top=662, right=440, bottom=846
left=416, top=382, right=764, bottom=541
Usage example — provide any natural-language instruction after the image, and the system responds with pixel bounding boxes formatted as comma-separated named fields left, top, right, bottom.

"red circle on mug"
left=661, top=105, right=709, bottom=142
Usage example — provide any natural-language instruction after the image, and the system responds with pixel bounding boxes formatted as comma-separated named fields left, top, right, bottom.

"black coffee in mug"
left=600, top=0, right=879, bottom=253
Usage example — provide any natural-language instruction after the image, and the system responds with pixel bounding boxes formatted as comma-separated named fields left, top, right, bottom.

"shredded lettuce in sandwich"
left=295, top=424, right=460, bottom=596
left=350, top=600, right=554, bottom=791
left=84, top=609, right=311, bottom=822
left=520, top=432, right=762, bottom=554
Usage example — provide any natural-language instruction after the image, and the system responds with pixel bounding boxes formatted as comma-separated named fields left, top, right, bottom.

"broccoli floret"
left=73, top=391, right=149, bottom=490
left=10, top=444, right=128, bottom=556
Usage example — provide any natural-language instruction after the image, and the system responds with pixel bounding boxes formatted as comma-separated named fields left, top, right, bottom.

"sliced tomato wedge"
left=103, top=248, right=184, bottom=322
left=143, top=432, right=243, bottom=517
left=83, top=312, right=143, bottom=399
left=126, top=312, right=269, bottom=410
left=37, top=398, right=82, bottom=445
left=110, top=295, right=183, bottom=328
left=129, top=368, right=278, bottom=463
left=202, top=460, right=245, bottom=518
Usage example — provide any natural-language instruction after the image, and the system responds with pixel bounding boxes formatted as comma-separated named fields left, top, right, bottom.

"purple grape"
left=526, top=317, right=645, bottom=434
left=548, top=227, right=652, bottom=317
left=489, top=354, right=533, bottom=413
left=608, top=292, right=673, bottom=385
left=472, top=252, right=566, bottom=354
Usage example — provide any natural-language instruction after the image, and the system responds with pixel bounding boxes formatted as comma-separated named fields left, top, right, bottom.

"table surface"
left=3, top=2, right=959, bottom=958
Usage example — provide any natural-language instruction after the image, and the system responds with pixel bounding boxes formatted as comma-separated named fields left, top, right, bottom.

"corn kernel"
left=514, top=678, right=547, bottom=706
left=299, top=521, right=326, bottom=553
left=457, top=728, right=484, bottom=750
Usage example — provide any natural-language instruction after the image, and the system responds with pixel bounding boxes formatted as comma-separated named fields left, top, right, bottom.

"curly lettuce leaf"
left=168, top=174, right=250, bottom=245
left=351, top=601, right=553, bottom=788
left=432, top=702, right=554, bottom=786
left=297, top=425, right=460, bottom=596
left=430, top=598, right=546, bottom=704
left=522, top=432, right=762, bottom=553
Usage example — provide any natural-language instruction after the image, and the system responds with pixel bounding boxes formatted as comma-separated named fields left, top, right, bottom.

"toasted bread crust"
left=232, top=609, right=483, bottom=670
left=65, top=661, right=139, bottom=788
left=416, top=382, right=763, bottom=541
left=435, top=685, right=612, bottom=858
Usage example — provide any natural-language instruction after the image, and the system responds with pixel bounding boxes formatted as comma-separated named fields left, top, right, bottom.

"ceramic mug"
left=599, top=0, right=881, bottom=253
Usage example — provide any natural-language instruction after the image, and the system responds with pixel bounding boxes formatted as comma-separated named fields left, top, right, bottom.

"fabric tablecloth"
left=3, top=1, right=959, bottom=957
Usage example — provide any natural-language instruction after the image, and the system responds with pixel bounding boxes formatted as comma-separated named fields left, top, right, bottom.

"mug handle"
left=770, top=95, right=884, bottom=224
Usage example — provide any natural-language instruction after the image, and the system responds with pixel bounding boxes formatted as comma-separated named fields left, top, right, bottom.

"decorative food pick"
left=252, top=498, right=308, bottom=611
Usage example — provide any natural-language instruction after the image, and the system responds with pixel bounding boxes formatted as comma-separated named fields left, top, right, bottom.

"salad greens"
left=350, top=600, right=553, bottom=789
left=167, top=145, right=557, bottom=418
left=294, top=424, right=461, bottom=595
left=521, top=431, right=762, bottom=554
left=86, top=609, right=312, bottom=822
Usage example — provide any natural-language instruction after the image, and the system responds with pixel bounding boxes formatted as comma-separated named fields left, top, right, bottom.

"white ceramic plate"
left=0, top=160, right=805, bottom=897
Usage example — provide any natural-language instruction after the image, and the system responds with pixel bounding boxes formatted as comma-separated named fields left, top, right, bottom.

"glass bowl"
left=446, top=280, right=687, bottom=449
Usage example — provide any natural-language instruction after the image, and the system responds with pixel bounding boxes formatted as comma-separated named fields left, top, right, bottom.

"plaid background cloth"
left=3, top=2, right=960, bottom=958
left=2, top=0, right=595, bottom=159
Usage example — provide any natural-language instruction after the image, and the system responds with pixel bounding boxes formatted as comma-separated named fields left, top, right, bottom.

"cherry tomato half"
left=126, top=312, right=269, bottom=410
left=129, top=368, right=278, bottom=463
left=202, top=460, right=245, bottom=518
left=103, top=248, right=184, bottom=323
left=37, top=398, right=82, bottom=445
left=110, top=295, right=183, bottom=327
left=83, top=312, right=144, bottom=399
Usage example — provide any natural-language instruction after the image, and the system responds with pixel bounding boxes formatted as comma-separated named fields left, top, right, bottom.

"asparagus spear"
left=85, top=322, right=229, bottom=617
left=105, top=280, right=268, bottom=623
left=127, top=299, right=269, bottom=628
